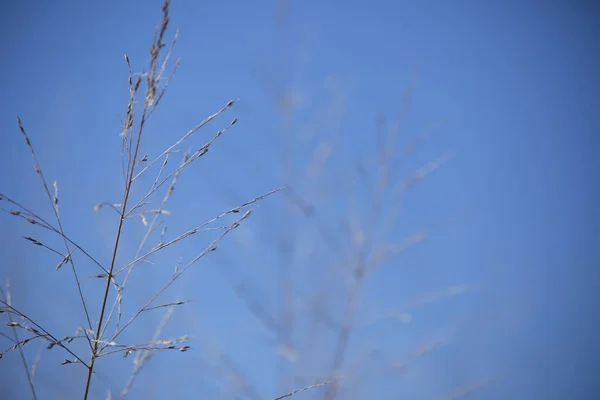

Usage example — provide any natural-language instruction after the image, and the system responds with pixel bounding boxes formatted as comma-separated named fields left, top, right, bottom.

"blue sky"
left=1, top=1, right=598, bottom=399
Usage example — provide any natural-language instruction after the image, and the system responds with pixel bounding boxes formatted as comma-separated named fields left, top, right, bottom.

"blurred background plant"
left=0, top=1, right=597, bottom=399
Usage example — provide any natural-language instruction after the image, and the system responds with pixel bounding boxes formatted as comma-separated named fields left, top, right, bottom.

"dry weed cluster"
left=0, top=1, right=473, bottom=399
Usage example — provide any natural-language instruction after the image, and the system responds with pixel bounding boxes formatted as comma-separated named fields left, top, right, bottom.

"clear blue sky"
left=1, top=1, right=598, bottom=399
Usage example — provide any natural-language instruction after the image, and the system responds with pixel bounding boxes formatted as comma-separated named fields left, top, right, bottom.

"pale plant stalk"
left=83, top=1, right=203, bottom=396
left=0, top=1, right=472, bottom=398
left=119, top=306, right=175, bottom=399
left=0, top=281, right=38, bottom=400
left=101, top=152, right=188, bottom=341
left=16, top=116, right=95, bottom=350
left=1, top=1, right=280, bottom=398
left=0, top=301, right=89, bottom=366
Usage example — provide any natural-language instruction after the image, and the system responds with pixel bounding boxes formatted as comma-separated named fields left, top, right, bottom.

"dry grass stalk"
left=272, top=380, right=337, bottom=400
left=0, top=0, right=281, bottom=398
left=0, top=281, right=38, bottom=400
left=0, top=1, right=477, bottom=398
left=118, top=306, right=176, bottom=399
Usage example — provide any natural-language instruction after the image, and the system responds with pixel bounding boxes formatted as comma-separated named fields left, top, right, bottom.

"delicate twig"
left=30, top=339, right=45, bottom=384
left=126, top=116, right=238, bottom=217
left=119, top=307, right=177, bottom=399
left=113, top=187, right=282, bottom=277
left=131, top=98, right=238, bottom=183
left=101, top=152, right=186, bottom=340
left=0, top=300, right=88, bottom=367
left=98, top=341, right=190, bottom=358
left=273, top=381, right=336, bottom=400
left=16, top=116, right=94, bottom=340
left=0, top=194, right=108, bottom=275
left=83, top=2, right=172, bottom=394
left=104, top=209, right=256, bottom=349
left=0, top=282, right=38, bottom=400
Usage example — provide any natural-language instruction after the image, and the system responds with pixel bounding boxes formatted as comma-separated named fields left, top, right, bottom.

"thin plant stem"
left=0, top=300, right=88, bottom=367
left=0, top=283, right=38, bottom=400
left=16, top=117, right=94, bottom=350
